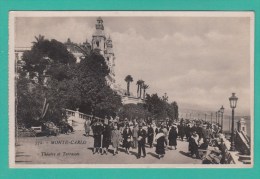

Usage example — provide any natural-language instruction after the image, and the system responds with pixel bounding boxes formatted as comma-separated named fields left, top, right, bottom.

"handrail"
left=65, top=108, right=102, bottom=120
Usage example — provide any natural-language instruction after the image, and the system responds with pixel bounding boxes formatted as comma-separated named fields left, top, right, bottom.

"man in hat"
left=101, top=121, right=111, bottom=155
left=189, top=131, right=200, bottom=158
left=147, top=123, right=154, bottom=148
left=132, top=123, right=139, bottom=149
left=178, top=122, right=185, bottom=141
left=169, top=125, right=178, bottom=150
left=137, top=124, right=147, bottom=158
left=155, top=122, right=160, bottom=135
left=185, top=123, right=191, bottom=141
left=122, top=124, right=132, bottom=154
left=92, top=120, right=104, bottom=154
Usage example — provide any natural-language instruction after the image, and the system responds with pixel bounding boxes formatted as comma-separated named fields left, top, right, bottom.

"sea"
left=221, top=115, right=251, bottom=137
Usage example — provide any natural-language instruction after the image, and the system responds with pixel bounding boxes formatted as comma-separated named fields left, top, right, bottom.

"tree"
left=32, top=34, right=45, bottom=46
left=136, top=79, right=144, bottom=98
left=118, top=103, right=151, bottom=120
left=124, top=75, right=133, bottom=96
left=139, top=80, right=144, bottom=98
left=142, top=84, right=149, bottom=99
left=76, top=51, right=122, bottom=118
left=145, top=93, right=165, bottom=119
left=144, top=93, right=179, bottom=122
left=162, top=93, right=168, bottom=102
left=22, top=37, right=76, bottom=84
left=16, top=76, right=45, bottom=127
left=171, top=101, right=179, bottom=120
left=17, top=37, right=77, bottom=127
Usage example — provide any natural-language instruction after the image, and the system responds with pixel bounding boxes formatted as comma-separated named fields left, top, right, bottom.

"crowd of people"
left=83, top=116, right=222, bottom=160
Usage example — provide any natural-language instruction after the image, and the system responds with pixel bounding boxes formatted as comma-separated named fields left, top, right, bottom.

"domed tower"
left=92, top=17, right=106, bottom=55
left=104, top=36, right=116, bottom=86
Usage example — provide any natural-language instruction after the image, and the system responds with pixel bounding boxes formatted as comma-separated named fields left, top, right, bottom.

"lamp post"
left=229, top=116, right=231, bottom=133
left=220, top=105, right=225, bottom=133
left=229, top=93, right=238, bottom=151
left=218, top=110, right=221, bottom=130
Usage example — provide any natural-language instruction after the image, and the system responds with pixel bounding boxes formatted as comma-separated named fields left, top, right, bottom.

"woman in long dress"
left=84, top=118, right=91, bottom=136
left=102, top=124, right=111, bottom=155
left=168, top=126, right=178, bottom=150
left=92, top=121, right=104, bottom=154
left=122, top=124, right=132, bottom=154
left=155, top=130, right=166, bottom=159
left=111, top=125, right=121, bottom=155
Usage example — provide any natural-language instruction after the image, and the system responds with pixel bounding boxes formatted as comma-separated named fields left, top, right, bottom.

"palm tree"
left=124, top=75, right=133, bottom=96
left=139, top=80, right=144, bottom=98
left=136, top=80, right=143, bottom=98
left=32, top=34, right=45, bottom=46
left=162, top=93, right=168, bottom=102
left=142, top=84, right=149, bottom=99
left=136, top=80, right=144, bottom=98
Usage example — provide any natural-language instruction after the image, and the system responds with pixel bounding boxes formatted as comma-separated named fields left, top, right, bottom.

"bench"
left=198, top=149, right=209, bottom=160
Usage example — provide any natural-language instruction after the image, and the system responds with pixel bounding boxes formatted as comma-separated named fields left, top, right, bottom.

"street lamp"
left=220, top=105, right=225, bottom=133
left=229, top=93, right=238, bottom=151
left=217, top=110, right=220, bottom=126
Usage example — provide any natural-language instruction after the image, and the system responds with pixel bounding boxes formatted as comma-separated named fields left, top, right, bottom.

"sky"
left=15, top=14, right=252, bottom=115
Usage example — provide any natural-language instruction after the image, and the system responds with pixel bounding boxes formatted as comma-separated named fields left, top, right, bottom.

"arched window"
left=96, top=41, right=99, bottom=47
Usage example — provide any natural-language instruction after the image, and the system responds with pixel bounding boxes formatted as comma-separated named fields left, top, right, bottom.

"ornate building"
left=91, top=17, right=116, bottom=87
left=65, top=17, right=116, bottom=87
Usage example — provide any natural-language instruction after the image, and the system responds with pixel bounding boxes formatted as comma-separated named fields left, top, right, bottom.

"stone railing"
left=122, top=95, right=144, bottom=104
left=219, top=132, right=251, bottom=164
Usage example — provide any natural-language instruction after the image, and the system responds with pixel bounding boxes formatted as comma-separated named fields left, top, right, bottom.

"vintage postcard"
left=9, top=11, right=254, bottom=168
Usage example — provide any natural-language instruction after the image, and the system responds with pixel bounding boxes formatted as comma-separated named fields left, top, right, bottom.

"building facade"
left=64, top=17, right=116, bottom=87
left=91, top=17, right=116, bottom=87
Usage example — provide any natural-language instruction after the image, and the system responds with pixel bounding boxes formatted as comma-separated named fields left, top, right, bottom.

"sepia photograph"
left=9, top=11, right=254, bottom=168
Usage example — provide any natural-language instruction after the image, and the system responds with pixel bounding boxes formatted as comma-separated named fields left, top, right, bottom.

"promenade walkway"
left=15, top=131, right=202, bottom=165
